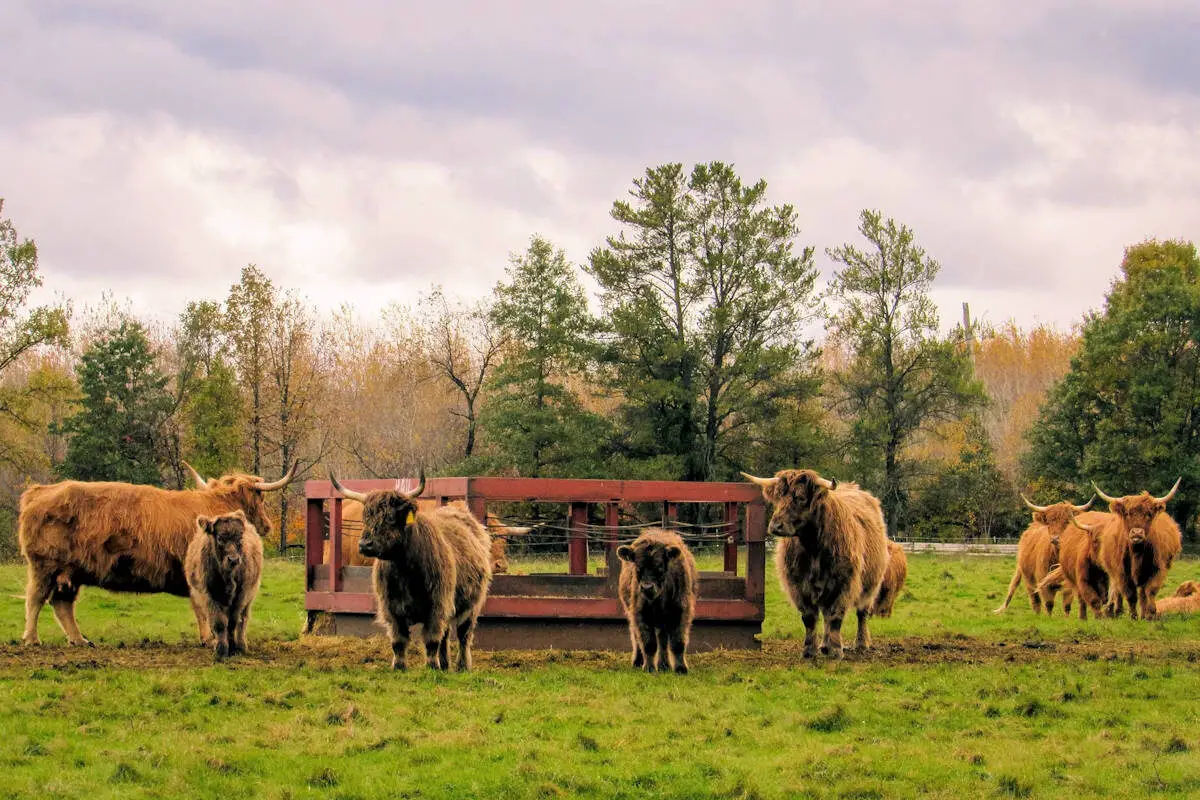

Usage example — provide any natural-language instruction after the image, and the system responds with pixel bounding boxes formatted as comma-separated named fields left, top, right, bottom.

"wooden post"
left=663, top=501, right=678, bottom=527
left=568, top=502, right=589, bottom=575
left=305, top=498, right=324, bottom=570
left=467, top=496, right=487, bottom=523
left=331, top=498, right=344, bottom=594
left=605, top=501, right=620, bottom=592
left=723, top=501, right=739, bottom=573
left=744, top=501, right=766, bottom=606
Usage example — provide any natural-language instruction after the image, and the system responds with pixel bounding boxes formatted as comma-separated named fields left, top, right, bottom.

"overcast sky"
left=3, top=1, right=1198, bottom=334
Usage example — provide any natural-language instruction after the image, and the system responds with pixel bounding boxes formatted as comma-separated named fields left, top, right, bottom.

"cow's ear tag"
left=405, top=511, right=415, bottom=526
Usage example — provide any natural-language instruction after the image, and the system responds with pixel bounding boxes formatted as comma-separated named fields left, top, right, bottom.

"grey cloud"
left=2, top=0, right=1199, bottom=330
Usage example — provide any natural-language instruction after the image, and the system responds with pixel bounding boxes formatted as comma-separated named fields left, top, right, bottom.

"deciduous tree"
left=826, top=209, right=985, bottom=532
left=1026, top=239, right=1200, bottom=536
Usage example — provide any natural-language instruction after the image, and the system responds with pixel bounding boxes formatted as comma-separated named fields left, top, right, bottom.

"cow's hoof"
left=68, top=638, right=94, bottom=648
left=674, top=664, right=689, bottom=675
left=391, top=660, right=407, bottom=672
left=22, top=638, right=41, bottom=647
left=803, top=647, right=817, bottom=659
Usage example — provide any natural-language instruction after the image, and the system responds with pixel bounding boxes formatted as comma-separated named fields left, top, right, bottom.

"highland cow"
left=872, top=540, right=908, bottom=618
left=994, top=495, right=1093, bottom=616
left=1090, top=479, right=1184, bottom=619
left=742, top=469, right=888, bottom=659
left=617, top=529, right=698, bottom=674
left=18, top=461, right=297, bottom=646
left=1154, top=581, right=1200, bottom=615
left=185, top=510, right=263, bottom=661
left=329, top=471, right=492, bottom=671
left=1037, top=513, right=1111, bottom=620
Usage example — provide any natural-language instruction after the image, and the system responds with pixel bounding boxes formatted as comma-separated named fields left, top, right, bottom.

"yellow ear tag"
left=405, top=511, right=415, bottom=526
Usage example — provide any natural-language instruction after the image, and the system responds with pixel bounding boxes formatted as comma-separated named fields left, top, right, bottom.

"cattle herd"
left=11, top=461, right=1195, bottom=671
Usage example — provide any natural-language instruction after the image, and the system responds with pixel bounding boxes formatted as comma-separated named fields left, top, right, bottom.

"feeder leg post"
left=569, top=502, right=589, bottom=575
left=331, top=498, right=344, bottom=594
left=745, top=501, right=766, bottom=607
left=605, top=501, right=620, bottom=591
left=724, top=502, right=739, bottom=573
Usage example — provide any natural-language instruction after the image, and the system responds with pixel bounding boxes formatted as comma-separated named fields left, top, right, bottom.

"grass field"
left=2, top=552, right=1199, bottom=799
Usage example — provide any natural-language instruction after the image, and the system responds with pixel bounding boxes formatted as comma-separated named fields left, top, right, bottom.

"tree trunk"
left=463, top=395, right=476, bottom=458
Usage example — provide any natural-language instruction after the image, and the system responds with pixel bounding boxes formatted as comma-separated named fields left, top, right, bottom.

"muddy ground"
left=2, top=633, right=1197, bottom=672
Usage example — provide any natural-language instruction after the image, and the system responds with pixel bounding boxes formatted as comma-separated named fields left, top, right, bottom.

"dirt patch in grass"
left=1, top=633, right=1196, bottom=673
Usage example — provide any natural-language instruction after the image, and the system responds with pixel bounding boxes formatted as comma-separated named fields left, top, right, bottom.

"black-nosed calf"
left=329, top=471, right=492, bottom=671
left=618, top=529, right=697, bottom=674
left=185, top=510, right=263, bottom=661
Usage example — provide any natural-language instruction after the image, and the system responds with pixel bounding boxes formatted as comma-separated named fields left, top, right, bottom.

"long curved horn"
left=1154, top=476, right=1182, bottom=503
left=739, top=471, right=778, bottom=488
left=1070, top=515, right=1096, bottom=533
left=406, top=467, right=426, bottom=500
left=328, top=470, right=368, bottom=503
left=253, top=460, right=300, bottom=492
left=1021, top=493, right=1049, bottom=513
left=1091, top=481, right=1119, bottom=504
left=816, top=475, right=836, bottom=490
left=1072, top=495, right=1096, bottom=513
left=182, top=460, right=209, bottom=489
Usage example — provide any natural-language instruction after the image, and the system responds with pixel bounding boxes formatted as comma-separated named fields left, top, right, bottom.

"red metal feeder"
left=304, top=477, right=767, bottom=650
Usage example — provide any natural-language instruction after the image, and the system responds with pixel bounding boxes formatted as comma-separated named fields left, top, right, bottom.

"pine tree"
left=59, top=320, right=174, bottom=484
left=483, top=235, right=605, bottom=477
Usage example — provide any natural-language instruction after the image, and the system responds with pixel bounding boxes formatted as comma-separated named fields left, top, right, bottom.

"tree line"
left=2, top=165, right=1197, bottom=557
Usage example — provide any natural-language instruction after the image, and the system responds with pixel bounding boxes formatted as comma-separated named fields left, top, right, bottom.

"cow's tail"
left=992, top=566, right=1023, bottom=614
left=1036, top=566, right=1065, bottom=595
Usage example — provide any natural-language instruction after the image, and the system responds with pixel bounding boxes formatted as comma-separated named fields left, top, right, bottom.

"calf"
left=1154, top=581, right=1200, bottom=615
left=185, top=510, right=263, bottom=661
left=743, top=469, right=888, bottom=659
left=872, top=540, right=908, bottom=618
left=330, top=471, right=492, bottom=671
left=617, top=529, right=697, bottom=674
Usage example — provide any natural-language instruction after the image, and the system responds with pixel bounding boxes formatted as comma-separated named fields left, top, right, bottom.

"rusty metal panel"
left=461, top=477, right=762, bottom=503
left=305, top=499, right=324, bottom=569
left=305, top=591, right=376, bottom=614
left=305, top=477, right=471, bottom=500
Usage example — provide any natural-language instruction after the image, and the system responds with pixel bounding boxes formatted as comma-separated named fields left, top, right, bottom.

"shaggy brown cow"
left=329, top=471, right=492, bottom=672
left=18, top=461, right=298, bottom=646
left=872, top=540, right=908, bottom=618
left=742, top=469, right=888, bottom=659
left=1037, top=512, right=1111, bottom=620
left=617, top=529, right=698, bottom=674
left=993, top=495, right=1093, bottom=616
left=324, top=501, right=529, bottom=573
left=1090, top=479, right=1184, bottom=619
left=185, top=510, right=263, bottom=661
left=1154, top=581, right=1200, bottom=615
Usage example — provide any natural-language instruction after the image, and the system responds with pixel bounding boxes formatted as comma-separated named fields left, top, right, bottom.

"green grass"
left=1, top=553, right=1199, bottom=799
